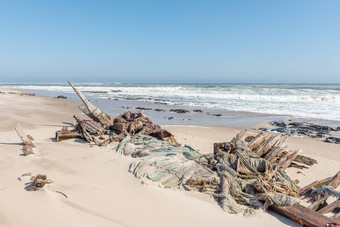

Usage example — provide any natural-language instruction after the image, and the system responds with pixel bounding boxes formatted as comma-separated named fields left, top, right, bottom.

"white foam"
left=2, top=83, right=340, bottom=121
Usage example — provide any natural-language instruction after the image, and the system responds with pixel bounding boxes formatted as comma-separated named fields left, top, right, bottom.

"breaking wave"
left=2, top=83, right=340, bottom=121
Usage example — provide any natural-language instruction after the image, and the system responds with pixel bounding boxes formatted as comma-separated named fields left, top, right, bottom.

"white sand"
left=1, top=89, right=338, bottom=226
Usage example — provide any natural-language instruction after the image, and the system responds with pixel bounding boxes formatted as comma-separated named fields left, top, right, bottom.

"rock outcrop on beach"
left=258, top=121, right=340, bottom=145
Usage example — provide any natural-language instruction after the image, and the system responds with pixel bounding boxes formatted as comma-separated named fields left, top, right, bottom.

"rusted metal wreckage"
left=14, top=82, right=338, bottom=227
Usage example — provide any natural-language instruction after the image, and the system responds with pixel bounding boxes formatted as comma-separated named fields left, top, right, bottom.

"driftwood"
left=56, top=83, right=179, bottom=146
left=214, top=131, right=316, bottom=170
left=269, top=203, right=340, bottom=227
left=14, top=123, right=35, bottom=147
left=299, top=176, right=333, bottom=197
left=68, top=81, right=113, bottom=127
left=14, top=123, right=36, bottom=155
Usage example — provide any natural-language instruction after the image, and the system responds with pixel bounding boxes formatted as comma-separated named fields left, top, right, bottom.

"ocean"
left=1, top=83, right=340, bottom=127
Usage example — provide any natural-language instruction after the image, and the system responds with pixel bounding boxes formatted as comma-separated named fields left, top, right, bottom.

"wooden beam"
left=14, top=123, right=35, bottom=147
left=280, top=149, right=301, bottom=169
left=318, top=200, right=340, bottom=214
left=299, top=177, right=332, bottom=196
left=68, top=81, right=113, bottom=126
left=55, top=130, right=83, bottom=142
left=269, top=203, right=340, bottom=227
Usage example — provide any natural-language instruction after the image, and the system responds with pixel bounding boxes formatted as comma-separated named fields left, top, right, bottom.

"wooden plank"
left=255, top=134, right=282, bottom=157
left=247, top=131, right=265, bottom=150
left=329, top=171, right=340, bottom=189
left=289, top=161, right=309, bottom=170
left=55, top=130, right=82, bottom=142
left=299, top=177, right=332, bottom=196
left=281, top=149, right=301, bottom=169
left=318, top=200, right=340, bottom=214
left=14, top=123, right=35, bottom=147
left=269, top=203, right=340, bottom=227
left=294, top=155, right=318, bottom=166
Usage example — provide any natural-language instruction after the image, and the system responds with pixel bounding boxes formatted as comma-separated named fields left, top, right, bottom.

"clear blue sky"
left=1, top=0, right=339, bottom=83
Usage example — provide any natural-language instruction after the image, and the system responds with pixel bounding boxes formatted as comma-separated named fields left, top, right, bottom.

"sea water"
left=1, top=83, right=340, bottom=127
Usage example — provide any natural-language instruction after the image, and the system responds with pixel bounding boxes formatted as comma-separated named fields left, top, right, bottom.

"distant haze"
left=0, top=1, right=339, bottom=83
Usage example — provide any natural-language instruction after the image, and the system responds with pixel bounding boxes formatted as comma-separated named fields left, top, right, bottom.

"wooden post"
left=68, top=81, right=113, bottom=126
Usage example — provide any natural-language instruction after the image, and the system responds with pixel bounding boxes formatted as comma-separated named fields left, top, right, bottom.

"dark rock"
left=154, top=109, right=166, bottom=112
left=270, top=121, right=287, bottom=128
left=170, top=109, right=189, bottom=114
left=193, top=109, right=204, bottom=113
left=136, top=107, right=152, bottom=111
left=288, top=122, right=307, bottom=127
left=125, top=97, right=143, bottom=100
left=309, top=124, right=333, bottom=132
left=311, top=132, right=325, bottom=138
left=111, top=90, right=122, bottom=92
left=212, top=114, right=223, bottom=117
left=337, top=127, right=340, bottom=131
left=168, top=117, right=174, bottom=120
left=324, top=137, right=340, bottom=144
left=83, top=91, right=108, bottom=93
left=154, top=101, right=167, bottom=105
left=57, top=95, right=67, bottom=99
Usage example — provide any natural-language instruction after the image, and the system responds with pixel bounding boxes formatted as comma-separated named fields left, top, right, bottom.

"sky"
left=0, top=0, right=340, bottom=83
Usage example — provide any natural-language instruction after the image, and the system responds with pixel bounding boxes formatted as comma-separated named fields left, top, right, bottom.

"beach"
left=0, top=88, right=339, bottom=227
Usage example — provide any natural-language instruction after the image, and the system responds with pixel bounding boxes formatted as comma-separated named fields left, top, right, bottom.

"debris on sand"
left=55, top=82, right=179, bottom=146
left=50, top=82, right=339, bottom=226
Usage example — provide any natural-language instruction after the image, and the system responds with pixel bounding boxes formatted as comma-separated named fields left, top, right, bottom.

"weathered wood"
left=329, top=171, right=340, bottom=189
left=247, top=131, right=265, bottom=150
left=231, top=130, right=247, bottom=146
left=280, top=149, right=301, bottom=169
left=23, top=145, right=34, bottom=155
left=263, top=136, right=288, bottom=160
left=289, top=161, right=309, bottom=170
left=111, top=122, right=127, bottom=133
left=14, top=123, right=35, bottom=147
left=269, top=203, right=340, bottom=227
left=294, top=154, right=318, bottom=166
left=255, top=134, right=282, bottom=157
left=309, top=171, right=340, bottom=211
left=73, top=115, right=105, bottom=135
left=333, top=211, right=340, bottom=220
left=317, top=200, right=340, bottom=214
left=299, top=177, right=333, bottom=196
left=68, top=81, right=113, bottom=126
left=55, top=130, right=83, bottom=142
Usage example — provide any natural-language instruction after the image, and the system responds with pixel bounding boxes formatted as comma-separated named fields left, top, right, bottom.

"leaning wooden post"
left=14, top=123, right=35, bottom=147
left=14, top=123, right=36, bottom=155
left=68, top=81, right=113, bottom=127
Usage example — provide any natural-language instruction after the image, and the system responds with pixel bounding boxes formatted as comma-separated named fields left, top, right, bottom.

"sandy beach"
left=0, top=89, right=339, bottom=227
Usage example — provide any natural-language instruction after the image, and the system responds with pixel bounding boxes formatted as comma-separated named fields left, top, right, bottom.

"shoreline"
left=2, top=86, right=340, bottom=129
left=0, top=88, right=339, bottom=226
